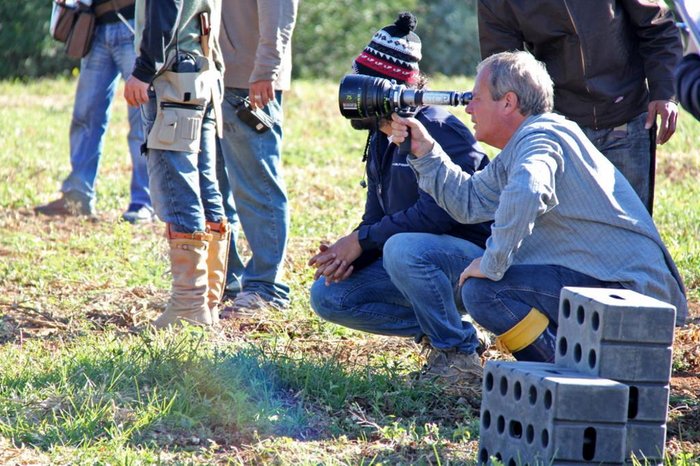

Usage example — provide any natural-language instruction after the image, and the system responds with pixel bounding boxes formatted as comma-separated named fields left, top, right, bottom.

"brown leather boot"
left=205, top=220, right=231, bottom=325
left=153, top=225, right=213, bottom=329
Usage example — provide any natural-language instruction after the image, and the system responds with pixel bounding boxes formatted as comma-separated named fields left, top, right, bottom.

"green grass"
left=0, top=76, right=698, bottom=464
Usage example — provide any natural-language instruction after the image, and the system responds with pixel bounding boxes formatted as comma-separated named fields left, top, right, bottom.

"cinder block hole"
left=500, top=376, right=509, bottom=396
left=574, top=343, right=582, bottom=363
left=479, top=448, right=489, bottom=464
left=526, top=424, right=535, bottom=444
left=628, top=386, right=639, bottom=419
left=514, top=381, right=522, bottom=400
left=558, top=337, right=568, bottom=357
left=529, top=385, right=538, bottom=405
left=588, top=348, right=597, bottom=369
left=507, top=459, right=517, bottom=466
left=541, top=428, right=550, bottom=448
left=482, top=409, right=492, bottom=429
left=582, top=426, right=597, bottom=460
left=562, top=299, right=571, bottom=318
left=591, top=311, right=600, bottom=331
left=485, top=372, right=494, bottom=391
left=497, top=415, right=506, bottom=434
left=509, top=420, right=523, bottom=439
left=576, top=305, right=586, bottom=324
left=544, top=389, right=552, bottom=409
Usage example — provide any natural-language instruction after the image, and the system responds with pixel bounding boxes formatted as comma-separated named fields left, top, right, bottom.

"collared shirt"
left=408, top=112, right=687, bottom=325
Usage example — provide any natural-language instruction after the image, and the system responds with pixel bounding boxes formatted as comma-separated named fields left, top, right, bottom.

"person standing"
left=36, top=0, right=154, bottom=223
left=215, top=0, right=299, bottom=314
left=124, top=0, right=229, bottom=327
left=477, top=0, right=683, bottom=214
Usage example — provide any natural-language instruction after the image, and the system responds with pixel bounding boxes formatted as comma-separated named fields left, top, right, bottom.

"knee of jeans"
left=383, top=234, right=417, bottom=277
left=460, top=279, right=489, bottom=324
left=309, top=278, right=340, bottom=322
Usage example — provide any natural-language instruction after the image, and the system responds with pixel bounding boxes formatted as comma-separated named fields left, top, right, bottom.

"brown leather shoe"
left=35, top=192, right=95, bottom=217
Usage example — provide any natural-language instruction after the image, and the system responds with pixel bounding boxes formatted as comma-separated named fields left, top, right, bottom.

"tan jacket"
left=219, top=0, right=298, bottom=90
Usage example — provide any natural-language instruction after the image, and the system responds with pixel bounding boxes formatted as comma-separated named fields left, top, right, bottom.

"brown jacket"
left=478, top=0, right=683, bottom=129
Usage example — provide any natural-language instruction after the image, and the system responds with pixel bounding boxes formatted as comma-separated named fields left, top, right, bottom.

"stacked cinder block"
left=478, top=287, right=676, bottom=466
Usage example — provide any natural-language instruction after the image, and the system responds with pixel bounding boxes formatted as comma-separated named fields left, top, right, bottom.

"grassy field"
left=0, top=75, right=698, bottom=465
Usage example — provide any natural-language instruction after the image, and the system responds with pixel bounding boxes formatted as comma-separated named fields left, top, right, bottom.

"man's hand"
left=646, top=100, right=678, bottom=145
left=249, top=80, right=274, bottom=109
left=307, top=232, right=363, bottom=285
left=124, top=76, right=150, bottom=107
left=390, top=113, right=436, bottom=157
left=458, top=257, right=486, bottom=286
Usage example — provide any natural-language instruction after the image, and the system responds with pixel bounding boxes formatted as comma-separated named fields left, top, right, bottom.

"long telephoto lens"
left=338, top=74, right=472, bottom=120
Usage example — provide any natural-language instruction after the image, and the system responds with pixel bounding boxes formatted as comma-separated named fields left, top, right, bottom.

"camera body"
left=338, top=74, right=472, bottom=122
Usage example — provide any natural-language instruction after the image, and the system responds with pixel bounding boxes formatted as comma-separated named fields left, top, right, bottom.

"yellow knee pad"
left=495, top=308, right=549, bottom=353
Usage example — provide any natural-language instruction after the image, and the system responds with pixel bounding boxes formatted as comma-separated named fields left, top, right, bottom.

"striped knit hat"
left=352, top=12, right=422, bottom=85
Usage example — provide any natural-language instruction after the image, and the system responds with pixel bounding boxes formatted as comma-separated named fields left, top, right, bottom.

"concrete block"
left=479, top=361, right=628, bottom=465
left=626, top=421, right=666, bottom=464
left=558, top=287, right=676, bottom=344
left=626, top=383, right=670, bottom=422
left=555, top=287, right=675, bottom=383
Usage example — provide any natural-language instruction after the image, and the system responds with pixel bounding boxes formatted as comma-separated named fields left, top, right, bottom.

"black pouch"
left=236, top=99, right=274, bottom=133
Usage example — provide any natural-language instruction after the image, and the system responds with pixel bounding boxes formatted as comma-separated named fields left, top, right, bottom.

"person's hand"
left=307, top=232, right=362, bottom=285
left=249, top=80, right=274, bottom=109
left=124, top=76, right=150, bottom=107
left=646, top=100, right=678, bottom=145
left=390, top=113, right=436, bottom=157
left=458, top=257, right=486, bottom=286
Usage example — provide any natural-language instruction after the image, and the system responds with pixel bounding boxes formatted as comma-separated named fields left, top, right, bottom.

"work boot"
left=205, top=220, right=230, bottom=325
left=418, top=346, right=483, bottom=404
left=153, top=225, right=213, bottom=329
left=35, top=191, right=95, bottom=217
left=121, top=203, right=156, bottom=224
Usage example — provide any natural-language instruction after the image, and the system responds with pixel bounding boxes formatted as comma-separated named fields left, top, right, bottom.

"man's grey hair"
left=476, top=51, right=554, bottom=116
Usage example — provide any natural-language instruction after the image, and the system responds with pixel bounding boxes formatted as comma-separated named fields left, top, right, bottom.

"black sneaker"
left=35, top=192, right=95, bottom=217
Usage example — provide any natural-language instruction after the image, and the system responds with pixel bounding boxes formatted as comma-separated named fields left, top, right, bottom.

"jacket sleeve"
left=251, top=0, right=298, bottom=83
left=132, top=0, right=181, bottom=83
left=356, top=118, right=488, bottom=252
left=621, top=0, right=683, bottom=101
left=675, top=53, right=700, bottom=121
left=477, top=0, right=524, bottom=59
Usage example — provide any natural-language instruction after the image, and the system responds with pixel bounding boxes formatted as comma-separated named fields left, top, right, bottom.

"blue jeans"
left=141, top=96, right=225, bottom=233
left=581, top=112, right=653, bottom=212
left=461, top=264, right=622, bottom=362
left=61, top=20, right=150, bottom=210
left=216, top=88, right=290, bottom=307
left=311, top=232, right=485, bottom=354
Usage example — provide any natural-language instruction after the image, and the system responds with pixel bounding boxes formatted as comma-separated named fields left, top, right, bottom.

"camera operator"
left=390, top=51, right=687, bottom=366
left=309, top=12, right=492, bottom=401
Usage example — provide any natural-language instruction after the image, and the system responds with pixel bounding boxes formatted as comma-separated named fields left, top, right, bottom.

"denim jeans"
left=141, top=96, right=225, bottom=233
left=216, top=88, right=290, bottom=307
left=581, top=112, right=653, bottom=212
left=310, top=232, right=485, bottom=354
left=461, top=264, right=622, bottom=362
left=61, top=20, right=150, bottom=210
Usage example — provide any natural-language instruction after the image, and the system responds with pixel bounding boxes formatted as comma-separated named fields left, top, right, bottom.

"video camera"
left=338, top=74, right=473, bottom=122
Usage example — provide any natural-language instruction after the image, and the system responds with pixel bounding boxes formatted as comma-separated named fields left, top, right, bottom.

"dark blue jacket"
left=354, top=105, right=492, bottom=268
left=676, top=53, right=700, bottom=122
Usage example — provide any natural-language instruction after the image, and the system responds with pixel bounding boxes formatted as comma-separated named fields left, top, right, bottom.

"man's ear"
left=502, top=91, right=519, bottom=114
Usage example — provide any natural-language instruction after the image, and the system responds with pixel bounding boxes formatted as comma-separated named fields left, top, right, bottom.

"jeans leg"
left=383, top=233, right=485, bottom=354
left=461, top=264, right=621, bottom=362
left=215, top=145, right=243, bottom=296
left=582, top=112, right=652, bottom=211
left=309, top=259, right=421, bottom=337
left=218, top=88, right=289, bottom=306
left=61, top=24, right=119, bottom=207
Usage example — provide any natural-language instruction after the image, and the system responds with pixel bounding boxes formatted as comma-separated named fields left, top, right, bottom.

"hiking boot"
left=121, top=203, right=155, bottom=224
left=35, top=191, right=95, bottom=217
left=419, top=347, right=483, bottom=402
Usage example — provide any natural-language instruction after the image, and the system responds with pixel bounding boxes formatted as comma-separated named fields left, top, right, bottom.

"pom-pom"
left=394, top=12, right=417, bottom=35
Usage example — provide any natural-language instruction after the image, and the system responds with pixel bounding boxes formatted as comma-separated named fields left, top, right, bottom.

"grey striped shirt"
left=409, top=113, right=688, bottom=325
